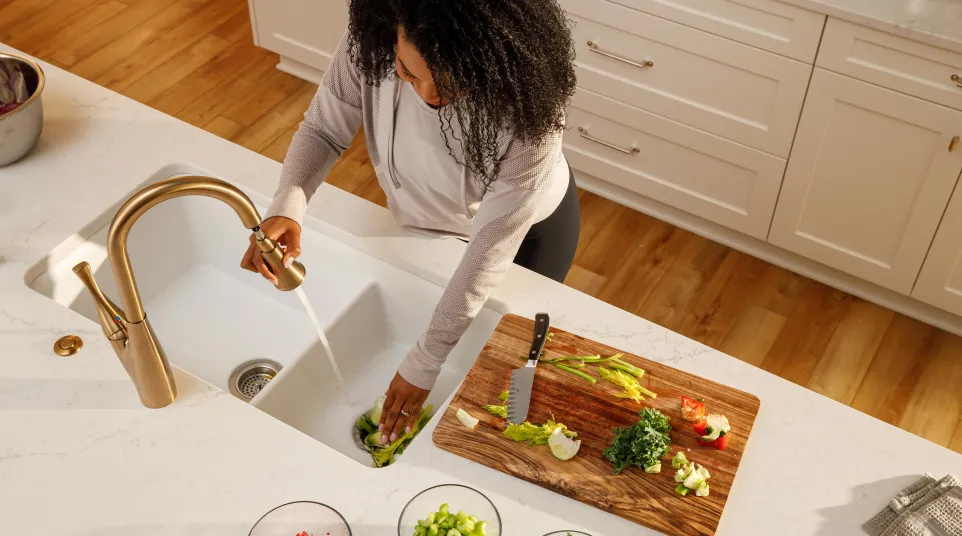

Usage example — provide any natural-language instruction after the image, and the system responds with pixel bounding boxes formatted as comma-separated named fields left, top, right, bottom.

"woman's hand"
left=240, top=216, right=302, bottom=285
left=379, top=372, right=430, bottom=445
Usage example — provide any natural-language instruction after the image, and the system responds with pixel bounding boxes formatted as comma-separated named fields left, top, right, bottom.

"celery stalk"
left=555, top=363, right=597, bottom=383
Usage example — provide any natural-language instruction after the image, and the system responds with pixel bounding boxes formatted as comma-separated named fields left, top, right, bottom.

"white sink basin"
left=27, top=168, right=500, bottom=466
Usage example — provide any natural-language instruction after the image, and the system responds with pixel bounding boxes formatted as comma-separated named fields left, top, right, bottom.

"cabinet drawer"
left=818, top=18, right=962, bottom=111
left=607, top=0, right=824, bottom=63
left=769, top=69, right=962, bottom=294
left=564, top=89, right=787, bottom=239
left=560, top=0, right=811, bottom=157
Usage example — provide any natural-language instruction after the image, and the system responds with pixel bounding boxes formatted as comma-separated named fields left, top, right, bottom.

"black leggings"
left=512, top=167, right=580, bottom=282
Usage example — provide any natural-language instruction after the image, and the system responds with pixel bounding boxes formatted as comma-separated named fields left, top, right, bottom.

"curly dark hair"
left=347, top=0, right=576, bottom=189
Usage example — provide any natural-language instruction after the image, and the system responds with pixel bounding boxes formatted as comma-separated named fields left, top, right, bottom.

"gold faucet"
left=72, top=175, right=306, bottom=408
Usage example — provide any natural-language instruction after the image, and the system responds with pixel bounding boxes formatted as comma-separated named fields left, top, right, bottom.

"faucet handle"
left=73, top=261, right=128, bottom=340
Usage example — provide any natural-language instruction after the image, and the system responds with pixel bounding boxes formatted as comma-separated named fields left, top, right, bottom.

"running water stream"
left=294, top=287, right=345, bottom=386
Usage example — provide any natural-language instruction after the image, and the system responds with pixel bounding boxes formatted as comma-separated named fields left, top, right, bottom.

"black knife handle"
left=528, top=313, right=550, bottom=364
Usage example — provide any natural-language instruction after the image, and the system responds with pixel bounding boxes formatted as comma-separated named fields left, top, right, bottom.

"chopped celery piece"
left=675, top=484, right=689, bottom=496
left=609, top=362, right=644, bottom=378
left=556, top=363, right=597, bottom=383
left=482, top=404, right=507, bottom=418
left=498, top=390, right=509, bottom=401
left=503, top=418, right=578, bottom=446
left=672, top=451, right=688, bottom=469
left=644, top=462, right=662, bottom=473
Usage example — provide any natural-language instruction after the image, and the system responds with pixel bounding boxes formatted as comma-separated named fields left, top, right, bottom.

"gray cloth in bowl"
left=863, top=474, right=962, bottom=536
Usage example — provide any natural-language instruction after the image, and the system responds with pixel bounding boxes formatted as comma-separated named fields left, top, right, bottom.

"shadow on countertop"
left=816, top=474, right=924, bottom=536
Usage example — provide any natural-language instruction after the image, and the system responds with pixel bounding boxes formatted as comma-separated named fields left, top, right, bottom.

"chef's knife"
left=507, top=313, right=550, bottom=424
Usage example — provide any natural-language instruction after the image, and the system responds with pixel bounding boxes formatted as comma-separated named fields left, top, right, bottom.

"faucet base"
left=125, top=319, right=177, bottom=408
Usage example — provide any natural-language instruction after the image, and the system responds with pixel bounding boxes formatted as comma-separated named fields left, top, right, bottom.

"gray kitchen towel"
left=863, top=474, right=962, bottom=536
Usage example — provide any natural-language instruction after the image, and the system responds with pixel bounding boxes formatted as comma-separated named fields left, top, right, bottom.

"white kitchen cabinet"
left=564, top=89, right=787, bottom=239
left=248, top=0, right=348, bottom=83
left=607, top=0, right=825, bottom=63
left=769, top=68, right=962, bottom=294
left=560, top=0, right=811, bottom=157
left=913, top=180, right=962, bottom=316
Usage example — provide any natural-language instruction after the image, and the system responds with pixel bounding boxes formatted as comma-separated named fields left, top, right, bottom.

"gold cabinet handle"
left=951, top=136, right=960, bottom=152
left=952, top=74, right=962, bottom=88
left=586, top=41, right=653, bottom=69
left=577, top=126, right=639, bottom=154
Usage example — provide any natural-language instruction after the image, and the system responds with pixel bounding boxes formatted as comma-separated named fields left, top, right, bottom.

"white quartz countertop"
left=785, top=0, right=962, bottom=53
left=1, top=45, right=961, bottom=536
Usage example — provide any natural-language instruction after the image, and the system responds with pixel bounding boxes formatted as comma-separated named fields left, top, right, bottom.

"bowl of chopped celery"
left=398, top=484, right=501, bottom=536
left=249, top=501, right=351, bottom=536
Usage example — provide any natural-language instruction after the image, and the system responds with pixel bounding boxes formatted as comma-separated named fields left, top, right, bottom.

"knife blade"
left=507, top=313, right=550, bottom=424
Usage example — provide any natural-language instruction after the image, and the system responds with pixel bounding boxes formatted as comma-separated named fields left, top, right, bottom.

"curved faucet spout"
left=108, top=175, right=262, bottom=323
left=72, top=175, right=304, bottom=408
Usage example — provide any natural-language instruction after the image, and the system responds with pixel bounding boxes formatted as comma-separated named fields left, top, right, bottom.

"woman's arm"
left=397, top=133, right=565, bottom=390
left=265, top=35, right=364, bottom=225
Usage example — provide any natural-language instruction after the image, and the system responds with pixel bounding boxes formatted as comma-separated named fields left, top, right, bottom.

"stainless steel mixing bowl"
left=0, top=52, right=45, bottom=167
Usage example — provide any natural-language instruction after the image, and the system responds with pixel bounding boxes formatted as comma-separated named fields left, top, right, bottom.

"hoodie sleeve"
left=265, top=34, right=364, bottom=224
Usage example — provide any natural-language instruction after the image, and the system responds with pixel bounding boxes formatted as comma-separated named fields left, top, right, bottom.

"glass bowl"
left=249, top=501, right=352, bottom=536
left=398, top=484, right=502, bottom=536
left=543, top=532, right=594, bottom=536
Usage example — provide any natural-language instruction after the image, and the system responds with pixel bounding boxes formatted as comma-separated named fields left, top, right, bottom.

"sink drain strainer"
left=228, top=360, right=281, bottom=402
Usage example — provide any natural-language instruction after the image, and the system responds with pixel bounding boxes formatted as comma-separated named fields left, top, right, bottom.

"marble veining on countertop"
left=784, top=0, right=962, bottom=53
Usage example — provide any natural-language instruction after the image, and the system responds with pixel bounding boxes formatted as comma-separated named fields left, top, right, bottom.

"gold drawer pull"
left=577, top=127, right=639, bottom=154
left=951, top=136, right=960, bottom=152
left=586, top=41, right=653, bottom=69
left=953, top=74, right=962, bottom=88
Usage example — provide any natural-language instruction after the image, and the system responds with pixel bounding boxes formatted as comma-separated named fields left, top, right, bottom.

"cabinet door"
left=769, top=68, right=962, bottom=294
left=913, top=180, right=962, bottom=315
left=251, top=0, right=348, bottom=73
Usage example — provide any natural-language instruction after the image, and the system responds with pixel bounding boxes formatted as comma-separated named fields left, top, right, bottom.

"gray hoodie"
left=266, top=35, right=569, bottom=390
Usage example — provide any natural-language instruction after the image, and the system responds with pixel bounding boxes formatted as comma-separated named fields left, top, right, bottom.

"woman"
left=241, top=0, right=579, bottom=446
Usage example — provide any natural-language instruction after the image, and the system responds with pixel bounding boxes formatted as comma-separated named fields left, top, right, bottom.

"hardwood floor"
left=5, top=0, right=961, bottom=453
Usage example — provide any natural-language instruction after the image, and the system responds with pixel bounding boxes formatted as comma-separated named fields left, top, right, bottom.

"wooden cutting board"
left=433, top=315, right=760, bottom=536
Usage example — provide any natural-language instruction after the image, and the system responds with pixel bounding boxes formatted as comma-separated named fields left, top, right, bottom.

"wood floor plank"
left=202, top=115, right=244, bottom=139
left=0, top=0, right=100, bottom=50
left=598, top=220, right=691, bottom=311
left=575, top=203, right=655, bottom=281
left=95, top=0, right=244, bottom=92
left=806, top=298, right=894, bottom=405
left=752, top=265, right=810, bottom=316
left=209, top=7, right=251, bottom=41
left=232, top=82, right=318, bottom=153
left=899, top=333, right=962, bottom=446
left=719, top=305, right=787, bottom=367
left=564, top=265, right=608, bottom=297
left=52, top=0, right=192, bottom=69
left=851, top=315, right=943, bottom=426
left=261, top=124, right=300, bottom=163
left=0, top=0, right=61, bottom=34
left=124, top=33, right=231, bottom=104
left=176, top=52, right=278, bottom=127
left=573, top=191, right=620, bottom=262
left=677, top=251, right=769, bottom=348
left=761, top=282, right=852, bottom=386
left=950, top=421, right=962, bottom=454
left=222, top=64, right=312, bottom=127
left=635, top=235, right=729, bottom=330
left=149, top=36, right=268, bottom=116
left=28, top=0, right=130, bottom=61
